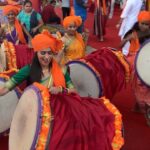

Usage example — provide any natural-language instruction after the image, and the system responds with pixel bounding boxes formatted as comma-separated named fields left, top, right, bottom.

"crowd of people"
left=0, top=0, right=150, bottom=149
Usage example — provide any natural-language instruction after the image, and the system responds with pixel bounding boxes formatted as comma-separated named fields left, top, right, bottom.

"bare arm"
left=119, top=33, right=134, bottom=48
left=31, top=19, right=44, bottom=34
left=0, top=86, right=9, bottom=96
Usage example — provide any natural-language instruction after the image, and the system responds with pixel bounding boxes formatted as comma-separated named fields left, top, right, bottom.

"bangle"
left=62, top=87, right=69, bottom=93
left=58, top=86, right=63, bottom=93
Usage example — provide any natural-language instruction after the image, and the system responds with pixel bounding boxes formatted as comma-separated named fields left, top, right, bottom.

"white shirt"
left=61, top=0, right=70, bottom=8
left=119, top=0, right=142, bottom=38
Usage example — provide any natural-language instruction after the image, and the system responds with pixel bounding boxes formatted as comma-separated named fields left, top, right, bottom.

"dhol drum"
left=0, top=41, right=34, bottom=72
left=9, top=83, right=51, bottom=150
left=9, top=83, right=124, bottom=150
left=67, top=47, right=130, bottom=99
left=0, top=74, right=21, bottom=135
left=135, top=40, right=150, bottom=87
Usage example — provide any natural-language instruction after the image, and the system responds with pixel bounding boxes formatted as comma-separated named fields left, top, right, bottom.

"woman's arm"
left=119, top=33, right=134, bottom=48
left=31, top=13, right=44, bottom=34
left=0, top=65, right=30, bottom=96
left=64, top=67, right=76, bottom=93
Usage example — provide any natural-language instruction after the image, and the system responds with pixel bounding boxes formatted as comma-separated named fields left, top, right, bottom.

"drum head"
left=136, top=40, right=150, bottom=86
left=9, top=86, right=42, bottom=150
left=67, top=61, right=102, bottom=98
left=0, top=79, right=20, bottom=134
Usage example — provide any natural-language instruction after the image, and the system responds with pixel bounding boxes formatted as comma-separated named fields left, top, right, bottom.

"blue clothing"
left=74, top=0, right=87, bottom=21
left=17, top=9, right=42, bottom=32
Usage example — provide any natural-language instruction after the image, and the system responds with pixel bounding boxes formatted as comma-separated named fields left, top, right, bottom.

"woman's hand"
left=49, top=86, right=62, bottom=94
left=31, top=27, right=38, bottom=34
left=0, top=86, right=9, bottom=96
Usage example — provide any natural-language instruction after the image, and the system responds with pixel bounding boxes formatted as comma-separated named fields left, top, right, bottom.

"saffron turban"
left=31, top=30, right=63, bottom=53
left=138, top=11, right=150, bottom=23
left=63, top=16, right=82, bottom=28
left=3, top=5, right=19, bottom=16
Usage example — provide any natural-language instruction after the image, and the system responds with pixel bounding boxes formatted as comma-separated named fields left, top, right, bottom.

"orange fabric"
left=63, top=16, right=82, bottom=28
left=3, top=5, right=20, bottom=15
left=129, top=32, right=140, bottom=54
left=61, top=32, right=85, bottom=64
left=52, top=59, right=66, bottom=88
left=31, top=30, right=63, bottom=53
left=15, top=19, right=26, bottom=44
left=31, top=31, right=65, bottom=88
left=7, top=0, right=22, bottom=9
left=138, top=11, right=150, bottom=23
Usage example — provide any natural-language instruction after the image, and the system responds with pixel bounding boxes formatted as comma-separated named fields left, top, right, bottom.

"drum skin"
left=0, top=77, right=21, bottom=135
left=135, top=40, right=150, bottom=87
left=68, top=48, right=126, bottom=99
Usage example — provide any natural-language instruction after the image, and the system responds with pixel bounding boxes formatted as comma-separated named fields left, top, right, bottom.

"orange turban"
left=31, top=30, right=63, bottom=53
left=138, top=11, right=150, bottom=23
left=63, top=16, right=82, bottom=28
left=3, top=5, right=20, bottom=16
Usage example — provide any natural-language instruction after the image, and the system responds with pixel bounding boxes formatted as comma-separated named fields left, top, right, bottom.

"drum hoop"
left=23, top=85, right=43, bottom=150
left=67, top=60, right=103, bottom=97
left=0, top=77, right=21, bottom=136
left=135, top=39, right=150, bottom=87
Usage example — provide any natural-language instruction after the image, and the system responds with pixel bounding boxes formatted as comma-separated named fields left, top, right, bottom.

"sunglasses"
left=40, top=51, right=53, bottom=55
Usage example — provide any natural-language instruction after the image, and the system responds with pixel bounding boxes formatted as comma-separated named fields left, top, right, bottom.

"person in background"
left=120, top=11, right=150, bottom=126
left=61, top=0, right=70, bottom=19
left=93, top=0, right=110, bottom=41
left=17, top=0, right=43, bottom=39
left=109, top=0, right=126, bottom=19
left=116, top=0, right=143, bottom=56
left=41, top=0, right=61, bottom=24
left=61, top=15, right=87, bottom=64
left=73, top=0, right=88, bottom=33
left=0, top=5, right=27, bottom=44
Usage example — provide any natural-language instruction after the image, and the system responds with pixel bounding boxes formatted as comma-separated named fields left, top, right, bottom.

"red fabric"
left=49, top=93, right=115, bottom=150
left=41, top=4, right=58, bottom=23
left=84, top=48, right=126, bottom=99
left=0, top=136, right=8, bottom=150
left=14, top=44, right=34, bottom=69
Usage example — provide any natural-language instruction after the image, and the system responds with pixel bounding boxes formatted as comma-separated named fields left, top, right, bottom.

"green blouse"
left=5, top=65, right=74, bottom=90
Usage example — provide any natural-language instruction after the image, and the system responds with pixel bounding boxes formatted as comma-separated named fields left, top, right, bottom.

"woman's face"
left=7, top=11, right=16, bottom=23
left=66, top=22, right=78, bottom=35
left=138, top=21, right=150, bottom=32
left=37, top=48, right=53, bottom=68
left=24, top=2, right=32, bottom=13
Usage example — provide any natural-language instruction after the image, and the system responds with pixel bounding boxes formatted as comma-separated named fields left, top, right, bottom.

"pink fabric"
left=84, top=48, right=126, bottom=99
left=49, top=93, right=115, bottom=150
left=14, top=44, right=34, bottom=69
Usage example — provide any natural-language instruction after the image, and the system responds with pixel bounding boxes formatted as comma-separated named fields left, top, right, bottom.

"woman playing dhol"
left=120, top=11, right=150, bottom=125
left=0, top=31, right=124, bottom=150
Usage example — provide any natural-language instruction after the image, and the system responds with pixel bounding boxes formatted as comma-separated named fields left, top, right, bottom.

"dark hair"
left=29, top=52, right=52, bottom=84
left=23, top=0, right=32, bottom=6
left=29, top=53, right=42, bottom=83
